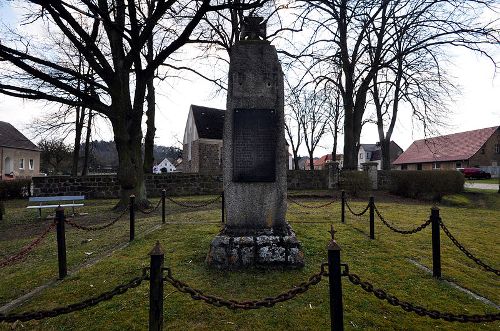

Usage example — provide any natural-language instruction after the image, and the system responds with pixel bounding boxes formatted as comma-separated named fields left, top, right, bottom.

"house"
left=392, top=126, right=500, bottom=171
left=358, top=141, right=403, bottom=170
left=0, top=121, right=40, bottom=180
left=313, top=154, right=344, bottom=170
left=152, top=158, right=176, bottom=174
left=182, top=105, right=224, bottom=174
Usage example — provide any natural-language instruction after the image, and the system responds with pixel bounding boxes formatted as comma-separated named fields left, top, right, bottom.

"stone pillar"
left=206, top=17, right=303, bottom=269
left=362, top=162, right=378, bottom=190
left=327, top=162, right=340, bottom=189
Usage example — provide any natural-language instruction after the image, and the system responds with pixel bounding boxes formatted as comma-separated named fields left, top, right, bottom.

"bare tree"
left=0, top=0, right=266, bottom=208
left=284, top=80, right=304, bottom=170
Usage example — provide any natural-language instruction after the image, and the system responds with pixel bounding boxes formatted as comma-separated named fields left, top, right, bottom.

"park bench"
left=27, top=196, right=85, bottom=218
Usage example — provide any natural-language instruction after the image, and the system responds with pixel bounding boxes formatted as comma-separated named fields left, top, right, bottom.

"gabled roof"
left=191, top=105, right=224, bottom=140
left=0, top=121, right=39, bottom=151
left=393, top=126, right=499, bottom=165
left=313, top=154, right=343, bottom=166
left=359, top=144, right=378, bottom=152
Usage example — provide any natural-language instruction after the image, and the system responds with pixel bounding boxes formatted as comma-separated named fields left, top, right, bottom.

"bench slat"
left=29, top=196, right=85, bottom=202
left=27, top=204, right=85, bottom=209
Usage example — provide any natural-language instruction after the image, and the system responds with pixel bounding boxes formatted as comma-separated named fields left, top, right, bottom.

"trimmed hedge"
left=339, top=171, right=371, bottom=196
left=0, top=179, right=32, bottom=199
left=389, top=170, right=464, bottom=200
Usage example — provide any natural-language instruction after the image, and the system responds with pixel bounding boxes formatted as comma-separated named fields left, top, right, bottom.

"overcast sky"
left=0, top=3, right=499, bottom=158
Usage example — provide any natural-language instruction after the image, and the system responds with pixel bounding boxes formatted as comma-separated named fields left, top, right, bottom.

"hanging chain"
left=439, top=221, right=500, bottom=276
left=342, top=265, right=500, bottom=323
left=287, top=197, right=336, bottom=209
left=0, top=269, right=148, bottom=323
left=0, top=221, right=56, bottom=269
left=64, top=208, right=129, bottom=232
left=345, top=200, right=370, bottom=217
left=167, top=194, right=222, bottom=208
left=136, top=198, right=162, bottom=215
left=374, top=205, right=431, bottom=235
left=163, top=263, right=328, bottom=310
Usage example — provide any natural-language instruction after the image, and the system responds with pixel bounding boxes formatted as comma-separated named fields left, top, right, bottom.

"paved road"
left=464, top=182, right=499, bottom=190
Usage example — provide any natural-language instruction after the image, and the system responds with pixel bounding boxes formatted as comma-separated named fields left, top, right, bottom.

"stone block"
left=258, top=245, right=285, bottom=263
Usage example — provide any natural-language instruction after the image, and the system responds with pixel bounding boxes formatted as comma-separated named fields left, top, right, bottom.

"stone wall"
left=286, top=170, right=329, bottom=190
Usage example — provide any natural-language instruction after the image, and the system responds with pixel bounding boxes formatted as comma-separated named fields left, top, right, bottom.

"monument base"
left=206, top=222, right=304, bottom=269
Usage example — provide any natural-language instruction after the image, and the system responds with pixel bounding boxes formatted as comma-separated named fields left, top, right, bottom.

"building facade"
left=357, top=141, right=403, bottom=170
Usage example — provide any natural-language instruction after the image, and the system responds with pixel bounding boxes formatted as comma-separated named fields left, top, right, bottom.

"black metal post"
left=221, top=191, right=225, bottom=224
left=369, top=197, right=375, bottom=240
left=161, top=189, right=166, bottom=224
left=341, top=191, right=345, bottom=223
left=55, top=207, right=67, bottom=279
left=431, top=207, right=441, bottom=278
left=129, top=195, right=135, bottom=242
left=328, top=227, right=344, bottom=331
left=149, top=241, right=164, bottom=331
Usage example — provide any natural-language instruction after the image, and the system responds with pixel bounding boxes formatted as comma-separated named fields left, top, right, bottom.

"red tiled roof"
left=313, top=154, right=343, bottom=166
left=393, top=126, right=499, bottom=165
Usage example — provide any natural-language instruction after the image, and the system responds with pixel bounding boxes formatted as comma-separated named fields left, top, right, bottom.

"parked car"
left=457, top=167, right=491, bottom=179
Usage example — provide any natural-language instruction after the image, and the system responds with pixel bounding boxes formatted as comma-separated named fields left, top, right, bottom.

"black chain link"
left=136, top=198, right=162, bottom=215
left=287, top=197, right=336, bottom=209
left=0, top=221, right=56, bottom=268
left=163, top=263, right=328, bottom=309
left=0, top=270, right=148, bottom=323
left=167, top=194, right=222, bottom=208
left=64, top=208, right=129, bottom=232
left=374, top=205, right=431, bottom=235
left=342, top=266, right=500, bottom=323
left=345, top=200, right=370, bottom=217
left=439, top=221, right=500, bottom=276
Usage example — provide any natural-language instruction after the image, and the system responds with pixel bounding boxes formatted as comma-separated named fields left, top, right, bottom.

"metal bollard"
left=129, top=195, right=135, bottom=242
left=149, top=241, right=164, bottom=331
left=328, top=225, right=344, bottom=331
left=369, top=197, right=375, bottom=240
left=221, top=191, right=225, bottom=224
left=55, top=207, right=67, bottom=279
left=341, top=191, right=345, bottom=223
left=431, top=207, right=441, bottom=278
left=161, top=189, right=166, bottom=224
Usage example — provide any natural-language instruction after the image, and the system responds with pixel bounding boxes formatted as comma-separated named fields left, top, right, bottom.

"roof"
left=313, top=154, right=343, bottom=166
left=393, top=126, right=499, bottom=165
left=359, top=144, right=379, bottom=152
left=0, top=121, right=39, bottom=151
left=191, top=105, right=224, bottom=140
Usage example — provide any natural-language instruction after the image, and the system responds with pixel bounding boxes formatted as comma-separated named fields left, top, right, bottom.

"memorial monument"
left=206, top=17, right=304, bottom=269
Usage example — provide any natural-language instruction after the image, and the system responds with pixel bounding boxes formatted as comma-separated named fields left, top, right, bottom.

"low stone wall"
left=377, top=170, right=393, bottom=190
left=287, top=170, right=329, bottom=190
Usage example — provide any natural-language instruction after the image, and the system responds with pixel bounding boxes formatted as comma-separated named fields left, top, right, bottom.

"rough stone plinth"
left=206, top=222, right=304, bottom=269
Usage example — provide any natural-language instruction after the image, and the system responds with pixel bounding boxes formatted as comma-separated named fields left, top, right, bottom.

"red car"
left=458, top=168, right=492, bottom=179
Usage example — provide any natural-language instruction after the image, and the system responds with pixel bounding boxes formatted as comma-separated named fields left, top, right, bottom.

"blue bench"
left=27, top=196, right=85, bottom=217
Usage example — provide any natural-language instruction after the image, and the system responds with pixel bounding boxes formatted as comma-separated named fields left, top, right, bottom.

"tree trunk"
left=71, top=107, right=85, bottom=176
left=81, top=110, right=93, bottom=176
left=293, top=150, right=300, bottom=170
left=143, top=32, right=156, bottom=174
left=380, top=139, right=391, bottom=170
left=309, top=152, right=314, bottom=170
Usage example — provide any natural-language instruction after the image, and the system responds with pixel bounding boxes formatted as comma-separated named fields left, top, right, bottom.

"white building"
left=153, top=158, right=176, bottom=174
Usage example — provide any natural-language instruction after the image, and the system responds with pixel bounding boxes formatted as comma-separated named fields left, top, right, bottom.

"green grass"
left=0, top=193, right=499, bottom=330
left=466, top=178, right=499, bottom=185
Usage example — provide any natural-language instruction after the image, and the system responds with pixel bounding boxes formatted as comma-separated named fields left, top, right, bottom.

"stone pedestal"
left=362, top=162, right=378, bottom=190
left=206, top=18, right=304, bottom=269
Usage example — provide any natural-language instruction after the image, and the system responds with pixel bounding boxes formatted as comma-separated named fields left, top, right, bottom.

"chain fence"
left=163, top=263, right=328, bottom=310
left=341, top=264, right=499, bottom=323
left=345, top=200, right=370, bottom=217
left=166, top=194, right=222, bottom=209
left=0, top=269, right=148, bottom=323
left=439, top=221, right=500, bottom=276
left=64, top=208, right=129, bottom=232
left=374, top=205, right=432, bottom=235
left=0, top=221, right=56, bottom=269
left=287, top=197, right=336, bottom=209
left=136, top=198, right=162, bottom=215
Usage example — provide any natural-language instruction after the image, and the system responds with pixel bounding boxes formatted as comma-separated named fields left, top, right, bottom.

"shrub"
left=339, top=171, right=371, bottom=196
left=389, top=170, right=464, bottom=200
left=0, top=179, right=32, bottom=199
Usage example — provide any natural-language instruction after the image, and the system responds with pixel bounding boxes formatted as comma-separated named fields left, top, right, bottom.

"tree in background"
left=38, top=139, right=73, bottom=175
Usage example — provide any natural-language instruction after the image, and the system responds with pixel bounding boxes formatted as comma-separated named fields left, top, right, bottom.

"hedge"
left=339, top=171, right=371, bottom=196
left=389, top=170, right=464, bottom=200
left=0, top=179, right=32, bottom=199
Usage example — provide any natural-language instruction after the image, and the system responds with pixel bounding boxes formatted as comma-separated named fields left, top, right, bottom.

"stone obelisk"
left=206, top=17, right=304, bottom=269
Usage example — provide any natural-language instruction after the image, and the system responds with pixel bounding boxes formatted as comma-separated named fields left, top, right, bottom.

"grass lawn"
left=0, top=192, right=498, bottom=330
left=466, top=178, right=499, bottom=185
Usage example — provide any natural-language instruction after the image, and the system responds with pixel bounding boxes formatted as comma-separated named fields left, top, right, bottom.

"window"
left=433, top=162, right=441, bottom=169
left=481, top=148, right=485, bottom=154
left=455, top=161, right=462, bottom=169
left=496, top=144, right=500, bottom=154
left=401, top=164, right=408, bottom=170
left=366, top=152, right=370, bottom=159
left=19, top=158, right=24, bottom=170
left=359, top=153, right=363, bottom=160
left=29, top=159, right=34, bottom=170
left=417, top=163, right=422, bottom=170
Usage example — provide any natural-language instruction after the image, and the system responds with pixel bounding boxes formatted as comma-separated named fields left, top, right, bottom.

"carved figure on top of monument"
left=240, top=16, right=267, bottom=41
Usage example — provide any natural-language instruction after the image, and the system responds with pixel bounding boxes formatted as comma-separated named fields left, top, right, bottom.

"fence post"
left=129, top=195, right=135, bottom=242
left=149, top=241, right=164, bottom=331
left=431, top=207, right=441, bottom=278
left=55, top=207, right=67, bottom=279
left=369, top=197, right=375, bottom=240
left=161, top=189, right=166, bottom=224
left=328, top=225, right=344, bottom=331
left=221, top=191, right=225, bottom=224
left=341, top=191, right=345, bottom=223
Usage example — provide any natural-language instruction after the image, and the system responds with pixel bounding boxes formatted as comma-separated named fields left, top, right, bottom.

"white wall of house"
left=153, top=158, right=176, bottom=174
left=182, top=107, right=199, bottom=161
